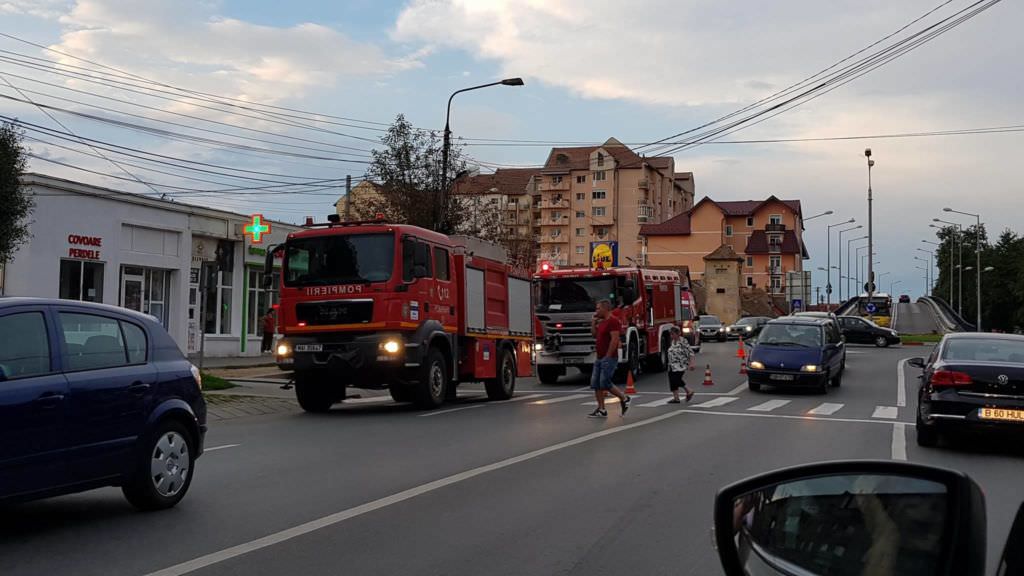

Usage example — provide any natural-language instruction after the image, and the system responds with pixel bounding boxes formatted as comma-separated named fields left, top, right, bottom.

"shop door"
left=121, top=267, right=145, bottom=313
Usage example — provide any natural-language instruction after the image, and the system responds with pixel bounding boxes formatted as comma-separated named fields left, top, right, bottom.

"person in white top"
left=667, top=326, right=695, bottom=403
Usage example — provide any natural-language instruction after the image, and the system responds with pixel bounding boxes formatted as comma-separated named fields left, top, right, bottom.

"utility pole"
left=865, top=149, right=875, bottom=318
left=344, top=174, right=352, bottom=221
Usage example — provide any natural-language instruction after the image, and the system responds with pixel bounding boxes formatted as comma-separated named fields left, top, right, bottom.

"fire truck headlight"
left=534, top=343, right=544, bottom=352
left=382, top=339, right=402, bottom=354
left=277, top=343, right=291, bottom=356
left=681, top=327, right=692, bottom=334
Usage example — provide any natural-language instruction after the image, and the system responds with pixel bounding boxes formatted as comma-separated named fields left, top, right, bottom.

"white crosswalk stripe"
left=807, top=403, right=844, bottom=415
left=747, top=400, right=791, bottom=412
left=637, top=397, right=676, bottom=407
left=531, top=394, right=590, bottom=405
left=692, top=397, right=739, bottom=408
left=872, top=406, right=899, bottom=419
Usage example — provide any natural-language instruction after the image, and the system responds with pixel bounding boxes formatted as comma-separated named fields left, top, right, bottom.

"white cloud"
left=0, top=0, right=70, bottom=19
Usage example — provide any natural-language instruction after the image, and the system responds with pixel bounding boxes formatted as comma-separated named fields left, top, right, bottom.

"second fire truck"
left=533, top=264, right=699, bottom=384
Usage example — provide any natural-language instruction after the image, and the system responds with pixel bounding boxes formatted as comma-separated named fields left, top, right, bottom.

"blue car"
left=0, top=298, right=206, bottom=510
left=746, top=316, right=846, bottom=393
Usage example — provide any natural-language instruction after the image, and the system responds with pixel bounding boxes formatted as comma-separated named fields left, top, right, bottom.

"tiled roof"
left=452, top=168, right=538, bottom=196
left=744, top=231, right=804, bottom=255
left=639, top=212, right=691, bottom=236
left=690, top=195, right=802, bottom=217
left=542, top=138, right=643, bottom=171
left=647, top=156, right=673, bottom=169
left=704, top=244, right=744, bottom=261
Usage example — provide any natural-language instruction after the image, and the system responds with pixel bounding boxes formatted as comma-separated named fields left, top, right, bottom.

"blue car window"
left=60, top=312, right=129, bottom=371
left=0, top=312, right=51, bottom=379
left=120, top=321, right=148, bottom=364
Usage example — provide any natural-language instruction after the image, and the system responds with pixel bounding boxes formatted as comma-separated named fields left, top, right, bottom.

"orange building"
left=639, top=196, right=808, bottom=294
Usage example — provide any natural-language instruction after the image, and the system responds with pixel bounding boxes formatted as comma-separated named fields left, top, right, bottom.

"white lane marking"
left=490, top=393, right=550, bottom=404
left=692, top=396, right=740, bottom=408
left=143, top=410, right=687, bottom=576
left=204, top=444, right=240, bottom=452
left=726, top=382, right=748, bottom=395
left=892, top=423, right=907, bottom=460
left=896, top=358, right=909, bottom=407
left=581, top=396, right=628, bottom=406
left=637, top=397, right=675, bottom=407
left=678, top=408, right=913, bottom=427
left=573, top=386, right=592, bottom=392
left=873, top=406, right=898, bottom=419
left=748, top=400, right=791, bottom=412
left=807, top=403, right=844, bottom=415
left=531, top=394, right=590, bottom=405
left=417, top=404, right=486, bottom=418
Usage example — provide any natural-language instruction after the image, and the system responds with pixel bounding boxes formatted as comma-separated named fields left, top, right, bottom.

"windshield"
left=757, top=324, right=823, bottom=347
left=943, top=338, right=1024, bottom=363
left=735, top=317, right=759, bottom=326
left=283, top=233, right=395, bottom=287
left=536, top=277, right=617, bottom=312
left=700, top=316, right=721, bottom=326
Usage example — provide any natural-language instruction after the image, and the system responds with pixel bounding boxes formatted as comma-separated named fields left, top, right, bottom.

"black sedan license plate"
left=562, top=358, right=583, bottom=365
left=770, top=374, right=795, bottom=381
left=295, top=344, right=323, bottom=352
left=979, top=408, right=1024, bottom=422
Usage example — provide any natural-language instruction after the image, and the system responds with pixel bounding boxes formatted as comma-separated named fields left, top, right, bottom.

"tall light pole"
left=891, top=279, right=903, bottom=296
left=865, top=149, right=875, bottom=309
left=922, top=239, right=946, bottom=303
left=439, top=77, right=524, bottom=231
left=825, top=218, right=854, bottom=307
left=840, top=230, right=865, bottom=302
left=944, top=207, right=983, bottom=331
left=916, top=265, right=928, bottom=295
left=916, top=247, right=935, bottom=295
left=914, top=256, right=930, bottom=294
left=878, top=271, right=891, bottom=292
left=804, top=210, right=834, bottom=222
left=855, top=244, right=870, bottom=291
left=847, top=231, right=864, bottom=301
left=860, top=253, right=878, bottom=289
left=933, top=219, right=963, bottom=315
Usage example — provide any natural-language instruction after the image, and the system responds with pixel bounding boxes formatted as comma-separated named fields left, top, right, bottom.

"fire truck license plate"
left=295, top=344, right=323, bottom=352
left=979, top=408, right=1024, bottom=422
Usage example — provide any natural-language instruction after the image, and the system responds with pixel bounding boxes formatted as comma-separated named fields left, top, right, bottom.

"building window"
left=552, top=176, right=563, bottom=185
left=769, top=214, right=782, bottom=225
left=592, top=206, right=606, bottom=217
left=592, top=190, right=606, bottom=200
left=725, top=225, right=733, bottom=237
left=746, top=276, right=754, bottom=287
left=576, top=175, right=586, bottom=184
left=746, top=256, right=754, bottom=268
left=551, top=229, right=561, bottom=238
left=575, top=211, right=585, bottom=218
left=551, top=246, right=561, bottom=256
left=575, top=192, right=585, bottom=201
left=551, top=211, right=562, bottom=220
left=770, top=255, right=781, bottom=269
left=575, top=228, right=584, bottom=236
left=770, top=277, right=782, bottom=293
left=596, top=227, right=609, bottom=237
left=120, top=266, right=171, bottom=328
left=60, top=259, right=104, bottom=303
left=597, top=152, right=605, bottom=167
left=593, top=171, right=607, bottom=182
left=247, top=268, right=279, bottom=336
left=576, top=246, right=585, bottom=255
left=202, top=265, right=234, bottom=335
left=746, top=217, right=754, bottom=227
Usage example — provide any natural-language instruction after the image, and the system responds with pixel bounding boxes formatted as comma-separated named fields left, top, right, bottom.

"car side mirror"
left=908, top=357, right=926, bottom=369
left=714, top=461, right=986, bottom=576
left=998, top=502, right=1024, bottom=576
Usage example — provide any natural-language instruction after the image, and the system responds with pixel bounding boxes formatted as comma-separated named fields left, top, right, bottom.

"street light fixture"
left=934, top=218, right=964, bottom=315
left=439, top=78, right=525, bottom=230
left=914, top=255, right=931, bottom=294
left=847, top=235, right=868, bottom=300
left=804, top=210, right=835, bottom=222
left=838, top=226, right=864, bottom=302
left=825, top=218, right=855, bottom=307
left=944, top=207, right=983, bottom=331
left=922, top=239, right=946, bottom=304
left=916, top=248, right=934, bottom=295
left=865, top=148, right=876, bottom=305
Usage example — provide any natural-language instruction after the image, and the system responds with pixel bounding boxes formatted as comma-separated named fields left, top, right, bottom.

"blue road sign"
left=866, top=303, right=877, bottom=314
left=792, top=299, right=803, bottom=312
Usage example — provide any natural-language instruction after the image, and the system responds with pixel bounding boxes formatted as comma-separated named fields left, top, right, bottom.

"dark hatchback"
left=699, top=315, right=727, bottom=342
left=746, top=316, right=846, bottom=393
left=724, top=316, right=770, bottom=340
left=0, top=298, right=206, bottom=509
left=838, top=315, right=901, bottom=347
left=911, top=333, right=1024, bottom=447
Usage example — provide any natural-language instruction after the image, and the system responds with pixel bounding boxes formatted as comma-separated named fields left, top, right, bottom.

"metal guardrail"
left=920, top=296, right=974, bottom=332
left=833, top=296, right=859, bottom=316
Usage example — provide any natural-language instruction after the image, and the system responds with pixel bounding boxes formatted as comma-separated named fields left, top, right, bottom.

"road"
left=2, top=341, right=1022, bottom=575
left=895, top=301, right=943, bottom=334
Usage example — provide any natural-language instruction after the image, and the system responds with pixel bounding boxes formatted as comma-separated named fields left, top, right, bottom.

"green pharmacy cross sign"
left=244, top=214, right=271, bottom=244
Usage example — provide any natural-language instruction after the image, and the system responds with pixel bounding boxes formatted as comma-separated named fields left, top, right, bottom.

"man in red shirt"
left=589, top=299, right=631, bottom=417
left=260, top=309, right=276, bottom=353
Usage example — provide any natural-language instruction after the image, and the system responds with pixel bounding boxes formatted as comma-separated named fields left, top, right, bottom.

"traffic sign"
left=791, top=299, right=803, bottom=312
left=864, top=282, right=876, bottom=293
left=865, top=303, right=877, bottom=314
left=826, top=283, right=833, bottom=295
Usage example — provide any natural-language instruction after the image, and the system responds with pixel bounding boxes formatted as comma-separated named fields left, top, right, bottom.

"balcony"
left=537, top=179, right=570, bottom=192
left=637, top=204, right=654, bottom=222
left=765, top=223, right=787, bottom=233
left=765, top=265, right=783, bottom=276
left=540, top=198, right=570, bottom=209
left=539, top=235, right=569, bottom=244
left=768, top=244, right=782, bottom=253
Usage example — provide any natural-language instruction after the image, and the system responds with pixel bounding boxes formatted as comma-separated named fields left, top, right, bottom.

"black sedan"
left=724, top=316, right=770, bottom=340
left=911, top=333, right=1024, bottom=447
left=698, top=315, right=727, bottom=342
left=837, top=315, right=901, bottom=347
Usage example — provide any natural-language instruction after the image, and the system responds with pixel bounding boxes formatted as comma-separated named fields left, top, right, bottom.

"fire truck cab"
left=267, top=217, right=533, bottom=411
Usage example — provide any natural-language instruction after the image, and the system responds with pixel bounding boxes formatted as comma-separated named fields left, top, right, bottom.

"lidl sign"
left=590, top=241, right=618, bottom=269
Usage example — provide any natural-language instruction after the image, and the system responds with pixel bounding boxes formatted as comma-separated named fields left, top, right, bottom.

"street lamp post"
left=916, top=265, right=928, bottom=294
left=917, top=247, right=935, bottom=295
left=914, top=256, right=930, bottom=294
left=439, top=78, right=524, bottom=231
left=804, top=210, right=834, bottom=222
left=865, top=149, right=875, bottom=306
left=933, top=219, right=963, bottom=316
left=891, top=279, right=903, bottom=296
left=826, top=218, right=854, bottom=308
left=922, top=239, right=945, bottom=303
left=944, top=208, right=983, bottom=331
left=844, top=232, right=867, bottom=302
left=855, top=244, right=871, bottom=291
left=860, top=253, right=878, bottom=289
left=878, top=271, right=891, bottom=292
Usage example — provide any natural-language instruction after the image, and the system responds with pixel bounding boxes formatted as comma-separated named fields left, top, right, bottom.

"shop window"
left=247, top=268, right=279, bottom=336
left=202, top=248, right=235, bottom=336
left=60, top=260, right=104, bottom=302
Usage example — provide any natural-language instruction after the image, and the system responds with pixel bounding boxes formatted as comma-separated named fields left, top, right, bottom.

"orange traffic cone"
left=625, top=370, right=638, bottom=395
left=703, top=364, right=714, bottom=386
left=739, top=360, right=747, bottom=375
left=736, top=336, right=746, bottom=359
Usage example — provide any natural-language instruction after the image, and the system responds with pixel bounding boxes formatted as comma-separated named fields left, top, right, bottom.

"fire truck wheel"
left=295, top=378, right=336, bottom=413
left=537, top=365, right=562, bottom=385
left=414, top=347, right=448, bottom=409
left=485, top=348, right=516, bottom=400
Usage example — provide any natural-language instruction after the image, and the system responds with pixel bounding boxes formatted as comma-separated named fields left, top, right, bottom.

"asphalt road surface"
left=895, top=301, right=942, bottom=334
left=3, top=341, right=1022, bottom=576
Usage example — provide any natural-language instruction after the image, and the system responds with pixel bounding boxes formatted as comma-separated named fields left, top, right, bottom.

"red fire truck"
left=533, top=265, right=698, bottom=384
left=266, top=216, right=534, bottom=411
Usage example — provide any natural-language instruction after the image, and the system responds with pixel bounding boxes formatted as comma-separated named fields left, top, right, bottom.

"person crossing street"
left=666, top=326, right=695, bottom=403
left=588, top=299, right=631, bottom=418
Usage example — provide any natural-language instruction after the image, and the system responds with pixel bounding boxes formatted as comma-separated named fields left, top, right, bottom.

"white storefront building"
left=3, top=174, right=302, bottom=358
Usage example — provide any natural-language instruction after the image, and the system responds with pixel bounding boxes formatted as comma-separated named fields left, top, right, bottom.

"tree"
left=0, top=122, right=33, bottom=264
left=364, top=115, right=469, bottom=234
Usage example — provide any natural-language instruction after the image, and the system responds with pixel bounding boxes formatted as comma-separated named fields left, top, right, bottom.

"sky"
left=0, top=0, right=1021, bottom=300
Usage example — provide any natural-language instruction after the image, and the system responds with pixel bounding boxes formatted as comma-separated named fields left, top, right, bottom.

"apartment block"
left=640, top=196, right=808, bottom=294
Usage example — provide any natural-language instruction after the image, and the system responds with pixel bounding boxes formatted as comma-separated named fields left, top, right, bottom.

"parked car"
left=837, top=315, right=901, bottom=347
left=899, top=294, right=912, bottom=303
left=725, top=316, right=770, bottom=340
left=746, top=316, right=846, bottom=393
left=698, top=315, right=727, bottom=342
left=0, top=298, right=206, bottom=509
left=910, top=332, right=1024, bottom=447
